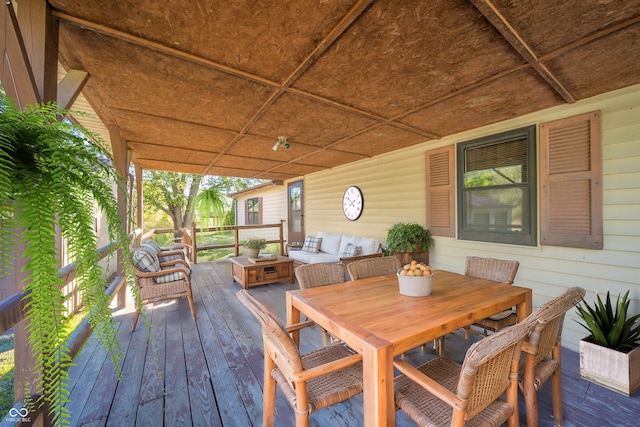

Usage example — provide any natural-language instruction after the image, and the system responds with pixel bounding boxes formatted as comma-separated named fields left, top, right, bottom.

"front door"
left=287, top=180, right=304, bottom=245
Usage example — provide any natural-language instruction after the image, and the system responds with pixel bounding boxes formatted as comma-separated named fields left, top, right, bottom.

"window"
left=246, top=197, right=262, bottom=225
left=457, top=125, right=537, bottom=246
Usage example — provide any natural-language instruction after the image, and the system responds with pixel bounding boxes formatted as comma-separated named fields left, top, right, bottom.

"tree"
left=141, top=171, right=264, bottom=231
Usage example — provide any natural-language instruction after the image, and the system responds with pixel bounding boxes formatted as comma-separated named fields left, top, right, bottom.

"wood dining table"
left=286, top=269, right=532, bottom=427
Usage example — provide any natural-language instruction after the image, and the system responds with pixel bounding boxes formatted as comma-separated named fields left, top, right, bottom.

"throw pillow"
left=142, top=239, right=163, bottom=253
left=342, top=243, right=362, bottom=257
left=154, top=265, right=191, bottom=284
left=141, top=242, right=160, bottom=255
left=301, top=236, right=322, bottom=253
left=133, top=249, right=160, bottom=272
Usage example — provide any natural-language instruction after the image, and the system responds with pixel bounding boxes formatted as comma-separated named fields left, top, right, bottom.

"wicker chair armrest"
left=393, top=358, right=464, bottom=409
left=293, top=353, right=363, bottom=382
left=339, top=252, right=383, bottom=265
left=159, top=259, right=190, bottom=269
left=285, top=320, right=316, bottom=333
left=158, top=249, right=185, bottom=257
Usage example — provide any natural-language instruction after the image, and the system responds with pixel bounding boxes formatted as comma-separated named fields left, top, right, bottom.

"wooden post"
left=191, top=222, right=198, bottom=264
left=234, top=228, right=240, bottom=257
left=279, top=219, right=285, bottom=255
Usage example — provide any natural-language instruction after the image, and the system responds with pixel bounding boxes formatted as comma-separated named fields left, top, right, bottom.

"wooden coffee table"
left=230, top=255, right=295, bottom=290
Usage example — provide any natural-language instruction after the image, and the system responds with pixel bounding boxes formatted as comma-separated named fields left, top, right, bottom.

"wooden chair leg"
left=263, top=350, right=277, bottom=427
left=524, top=377, right=538, bottom=427
left=551, top=350, right=563, bottom=425
left=132, top=309, right=140, bottom=332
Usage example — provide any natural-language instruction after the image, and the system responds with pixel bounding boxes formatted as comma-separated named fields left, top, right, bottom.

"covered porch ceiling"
left=52, top=0, right=640, bottom=181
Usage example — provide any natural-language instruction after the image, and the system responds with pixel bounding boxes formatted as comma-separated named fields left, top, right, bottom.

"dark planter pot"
left=392, top=247, right=429, bottom=265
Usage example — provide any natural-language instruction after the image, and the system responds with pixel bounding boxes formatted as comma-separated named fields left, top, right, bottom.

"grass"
left=0, top=308, right=88, bottom=420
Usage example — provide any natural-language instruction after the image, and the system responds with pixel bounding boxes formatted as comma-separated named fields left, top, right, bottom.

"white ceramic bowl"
left=397, top=268, right=433, bottom=297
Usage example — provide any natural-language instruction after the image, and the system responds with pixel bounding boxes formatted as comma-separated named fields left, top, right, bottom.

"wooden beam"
left=0, top=2, right=39, bottom=108
left=57, top=69, right=89, bottom=110
left=469, top=0, right=576, bottom=103
left=16, top=0, right=58, bottom=103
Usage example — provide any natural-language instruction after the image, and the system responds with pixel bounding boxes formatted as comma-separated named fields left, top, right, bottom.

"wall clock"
left=342, top=185, right=364, bottom=221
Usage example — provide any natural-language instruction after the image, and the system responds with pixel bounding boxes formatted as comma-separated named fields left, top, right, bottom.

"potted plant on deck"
left=243, top=237, right=267, bottom=259
left=385, top=222, right=434, bottom=265
left=576, top=290, right=640, bottom=396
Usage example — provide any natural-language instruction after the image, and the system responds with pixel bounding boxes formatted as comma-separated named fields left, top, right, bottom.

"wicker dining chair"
left=464, top=256, right=521, bottom=339
left=295, top=263, right=347, bottom=345
left=394, top=312, right=536, bottom=427
left=347, top=256, right=402, bottom=280
left=132, top=248, right=196, bottom=331
left=236, top=290, right=363, bottom=427
left=520, top=286, right=585, bottom=427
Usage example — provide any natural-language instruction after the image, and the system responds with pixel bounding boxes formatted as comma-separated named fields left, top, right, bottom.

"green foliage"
left=385, top=222, right=434, bottom=253
left=194, top=186, right=228, bottom=228
left=0, top=94, right=134, bottom=426
left=576, top=290, right=640, bottom=351
left=243, top=237, right=267, bottom=249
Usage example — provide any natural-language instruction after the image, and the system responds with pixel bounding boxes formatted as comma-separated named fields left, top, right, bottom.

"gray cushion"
left=133, top=249, right=160, bottom=272
left=342, top=243, right=362, bottom=257
left=154, top=265, right=190, bottom=284
left=301, top=236, right=322, bottom=253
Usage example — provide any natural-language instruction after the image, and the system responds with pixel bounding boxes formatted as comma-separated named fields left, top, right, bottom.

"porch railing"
left=142, top=221, right=286, bottom=263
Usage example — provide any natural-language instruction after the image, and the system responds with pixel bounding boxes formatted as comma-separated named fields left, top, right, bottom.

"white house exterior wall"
left=299, top=83, right=640, bottom=353
left=234, top=184, right=287, bottom=243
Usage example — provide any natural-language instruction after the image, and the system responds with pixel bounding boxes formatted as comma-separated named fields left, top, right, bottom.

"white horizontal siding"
left=301, top=84, right=640, bottom=352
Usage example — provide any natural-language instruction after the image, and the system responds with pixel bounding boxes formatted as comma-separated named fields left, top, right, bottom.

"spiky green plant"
left=576, top=290, right=640, bottom=351
left=0, top=93, right=134, bottom=426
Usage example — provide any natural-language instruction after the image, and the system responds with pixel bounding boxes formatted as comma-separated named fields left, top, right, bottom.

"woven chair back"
left=347, top=256, right=402, bottom=280
left=527, top=287, right=585, bottom=365
left=236, top=290, right=304, bottom=373
left=295, top=263, right=347, bottom=289
left=458, top=315, right=535, bottom=419
left=464, top=256, right=520, bottom=284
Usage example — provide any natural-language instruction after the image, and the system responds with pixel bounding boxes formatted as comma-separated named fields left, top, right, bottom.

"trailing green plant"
left=243, top=237, right=267, bottom=249
left=385, top=222, right=434, bottom=253
left=0, top=93, right=135, bottom=426
left=576, top=290, right=640, bottom=351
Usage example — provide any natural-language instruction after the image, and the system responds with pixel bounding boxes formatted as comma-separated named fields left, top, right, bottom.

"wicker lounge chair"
left=236, top=290, right=363, bottom=427
left=346, top=256, right=402, bottom=280
left=520, top=286, right=585, bottom=427
left=394, top=311, right=536, bottom=427
left=132, top=248, right=196, bottom=331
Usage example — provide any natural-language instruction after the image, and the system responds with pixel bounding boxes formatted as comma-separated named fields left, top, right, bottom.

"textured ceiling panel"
left=39, top=0, right=640, bottom=180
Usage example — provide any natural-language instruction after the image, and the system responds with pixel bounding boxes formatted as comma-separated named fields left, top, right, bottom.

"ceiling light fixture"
left=272, top=136, right=290, bottom=151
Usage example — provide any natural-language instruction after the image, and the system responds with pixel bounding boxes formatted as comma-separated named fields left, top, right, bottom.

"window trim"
left=456, top=125, right=537, bottom=246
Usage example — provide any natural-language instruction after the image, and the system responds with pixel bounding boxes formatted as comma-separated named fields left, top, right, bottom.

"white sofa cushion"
left=338, top=236, right=379, bottom=256
left=288, top=250, right=339, bottom=264
left=317, top=232, right=343, bottom=255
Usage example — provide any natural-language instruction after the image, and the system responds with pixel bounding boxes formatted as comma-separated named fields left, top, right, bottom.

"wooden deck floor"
left=66, top=260, right=640, bottom=426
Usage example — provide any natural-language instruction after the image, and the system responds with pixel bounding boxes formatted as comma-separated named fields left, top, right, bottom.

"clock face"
left=342, top=186, right=364, bottom=221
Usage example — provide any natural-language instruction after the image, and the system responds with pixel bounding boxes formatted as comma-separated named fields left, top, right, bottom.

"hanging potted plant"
left=243, top=237, right=267, bottom=259
left=385, top=222, right=434, bottom=265
left=576, top=290, right=640, bottom=396
left=0, top=94, right=134, bottom=425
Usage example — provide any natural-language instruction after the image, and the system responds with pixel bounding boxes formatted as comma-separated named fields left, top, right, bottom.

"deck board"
left=63, top=260, right=640, bottom=426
